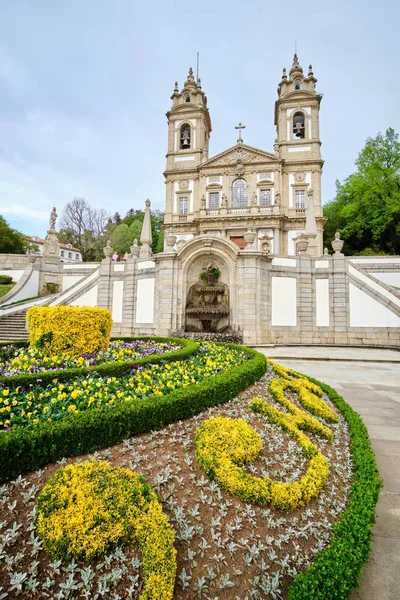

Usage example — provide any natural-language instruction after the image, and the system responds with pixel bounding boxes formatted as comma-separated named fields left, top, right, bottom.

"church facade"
left=1, top=56, right=400, bottom=346
left=163, top=55, right=324, bottom=258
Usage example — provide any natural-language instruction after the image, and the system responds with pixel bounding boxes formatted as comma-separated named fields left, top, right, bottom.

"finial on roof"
left=282, top=67, right=287, bottom=80
left=174, top=81, right=179, bottom=92
left=308, top=64, right=313, bottom=77
left=289, top=53, right=303, bottom=76
left=197, top=77, right=202, bottom=89
left=185, top=67, right=195, bottom=86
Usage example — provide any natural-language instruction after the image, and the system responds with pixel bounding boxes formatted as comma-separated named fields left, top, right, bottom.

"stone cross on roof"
left=235, top=122, right=246, bottom=144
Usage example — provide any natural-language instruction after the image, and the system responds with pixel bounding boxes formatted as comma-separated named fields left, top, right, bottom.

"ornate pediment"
left=200, top=143, right=279, bottom=170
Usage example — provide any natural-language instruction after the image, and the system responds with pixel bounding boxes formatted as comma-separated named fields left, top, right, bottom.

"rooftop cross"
left=235, top=122, right=246, bottom=143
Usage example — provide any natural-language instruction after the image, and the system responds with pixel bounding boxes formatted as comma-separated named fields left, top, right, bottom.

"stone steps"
left=0, top=310, right=29, bottom=342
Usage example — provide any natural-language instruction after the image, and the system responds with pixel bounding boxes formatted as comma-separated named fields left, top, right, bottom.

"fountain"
left=185, top=264, right=229, bottom=332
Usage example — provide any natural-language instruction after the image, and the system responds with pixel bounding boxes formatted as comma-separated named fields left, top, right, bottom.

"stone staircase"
left=0, top=309, right=29, bottom=342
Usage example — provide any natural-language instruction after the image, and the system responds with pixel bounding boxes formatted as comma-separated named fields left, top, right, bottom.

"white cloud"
left=0, top=203, right=49, bottom=222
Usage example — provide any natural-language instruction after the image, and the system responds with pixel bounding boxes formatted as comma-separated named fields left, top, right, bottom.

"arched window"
left=180, top=124, right=191, bottom=149
left=183, top=93, right=190, bottom=102
left=294, top=80, right=302, bottom=90
left=293, top=112, right=305, bottom=139
left=232, top=178, right=248, bottom=207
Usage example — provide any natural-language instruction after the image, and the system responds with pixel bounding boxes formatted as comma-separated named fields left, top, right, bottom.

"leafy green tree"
left=110, top=223, right=131, bottom=256
left=323, top=128, right=400, bottom=255
left=0, top=216, right=27, bottom=254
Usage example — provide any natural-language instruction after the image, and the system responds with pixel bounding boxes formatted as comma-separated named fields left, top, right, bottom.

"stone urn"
left=165, top=227, right=177, bottom=250
left=103, top=240, right=114, bottom=259
left=130, top=239, right=140, bottom=260
left=331, top=232, right=344, bottom=255
left=296, top=234, right=309, bottom=254
left=243, top=229, right=256, bottom=248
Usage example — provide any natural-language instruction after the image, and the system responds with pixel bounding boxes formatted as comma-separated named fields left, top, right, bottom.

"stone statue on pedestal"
left=49, top=207, right=58, bottom=231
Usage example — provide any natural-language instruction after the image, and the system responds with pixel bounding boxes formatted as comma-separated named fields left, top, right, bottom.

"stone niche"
left=185, top=258, right=230, bottom=332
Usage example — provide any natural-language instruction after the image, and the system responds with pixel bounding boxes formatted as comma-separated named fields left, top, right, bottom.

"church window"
left=183, top=93, right=190, bottom=102
left=293, top=112, right=305, bottom=139
left=295, top=190, right=305, bottom=209
left=294, top=80, right=302, bottom=90
left=180, top=124, right=191, bottom=149
left=209, top=192, right=219, bottom=209
left=260, top=189, right=271, bottom=206
left=179, top=196, right=188, bottom=215
left=232, top=178, right=248, bottom=207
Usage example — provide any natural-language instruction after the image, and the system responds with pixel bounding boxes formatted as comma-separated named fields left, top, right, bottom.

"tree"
left=0, top=216, right=27, bottom=254
left=59, top=198, right=110, bottom=261
left=110, top=223, right=131, bottom=255
left=323, top=128, right=400, bottom=255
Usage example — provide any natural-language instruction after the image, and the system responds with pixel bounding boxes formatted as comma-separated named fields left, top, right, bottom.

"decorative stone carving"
left=323, top=247, right=329, bottom=256
left=295, top=233, right=309, bottom=254
left=243, top=229, right=256, bottom=248
left=185, top=263, right=229, bottom=333
left=259, top=235, right=273, bottom=254
left=49, top=207, right=58, bottom=231
left=103, top=240, right=114, bottom=259
left=179, top=180, right=189, bottom=190
left=130, top=239, right=140, bottom=260
left=331, top=232, right=344, bottom=255
left=165, top=227, right=177, bottom=250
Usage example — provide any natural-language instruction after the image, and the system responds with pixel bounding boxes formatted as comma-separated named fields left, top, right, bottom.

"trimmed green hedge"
left=289, top=377, right=382, bottom=600
left=0, top=337, right=199, bottom=391
left=0, top=345, right=267, bottom=482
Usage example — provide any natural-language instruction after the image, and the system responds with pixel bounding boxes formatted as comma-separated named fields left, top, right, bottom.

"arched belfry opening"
left=293, top=112, right=305, bottom=138
left=180, top=124, right=191, bottom=149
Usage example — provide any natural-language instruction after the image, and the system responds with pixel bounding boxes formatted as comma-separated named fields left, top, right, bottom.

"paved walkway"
left=255, top=346, right=400, bottom=600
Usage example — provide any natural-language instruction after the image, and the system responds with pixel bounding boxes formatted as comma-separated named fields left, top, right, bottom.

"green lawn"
left=0, top=283, right=15, bottom=298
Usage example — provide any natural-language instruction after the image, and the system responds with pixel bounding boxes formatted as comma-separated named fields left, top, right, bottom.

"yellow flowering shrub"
left=195, top=361, right=338, bottom=511
left=268, top=361, right=338, bottom=423
left=27, top=306, right=112, bottom=357
left=36, top=461, right=176, bottom=599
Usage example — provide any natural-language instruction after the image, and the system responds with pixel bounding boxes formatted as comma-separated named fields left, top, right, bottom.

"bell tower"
left=165, top=68, right=212, bottom=171
left=274, top=54, right=322, bottom=159
left=164, top=68, right=212, bottom=227
left=274, top=55, right=324, bottom=255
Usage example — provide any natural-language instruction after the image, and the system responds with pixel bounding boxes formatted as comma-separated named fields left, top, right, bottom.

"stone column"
left=273, top=229, right=280, bottom=255
left=330, top=233, right=348, bottom=343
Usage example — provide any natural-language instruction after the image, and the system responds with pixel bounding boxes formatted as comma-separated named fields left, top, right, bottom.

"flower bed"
left=0, top=356, right=381, bottom=599
left=0, top=343, right=247, bottom=430
left=0, top=343, right=266, bottom=481
left=0, top=339, right=182, bottom=377
left=0, top=337, right=198, bottom=391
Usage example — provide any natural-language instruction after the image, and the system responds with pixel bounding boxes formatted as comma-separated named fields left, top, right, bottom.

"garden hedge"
left=0, top=344, right=266, bottom=481
left=288, top=376, right=382, bottom=600
left=27, top=306, right=113, bottom=357
left=0, top=337, right=199, bottom=391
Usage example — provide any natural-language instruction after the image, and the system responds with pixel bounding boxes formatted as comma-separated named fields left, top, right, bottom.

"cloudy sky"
left=1, top=0, right=398, bottom=238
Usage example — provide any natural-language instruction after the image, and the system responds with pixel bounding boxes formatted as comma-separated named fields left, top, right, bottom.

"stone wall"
left=2, top=240, right=399, bottom=348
